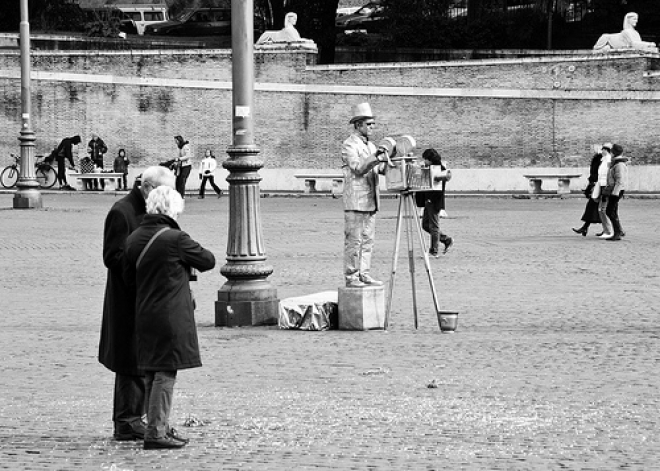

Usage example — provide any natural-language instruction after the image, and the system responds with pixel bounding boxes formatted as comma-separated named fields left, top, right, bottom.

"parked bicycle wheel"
left=0, top=166, right=18, bottom=189
left=36, top=164, right=57, bottom=189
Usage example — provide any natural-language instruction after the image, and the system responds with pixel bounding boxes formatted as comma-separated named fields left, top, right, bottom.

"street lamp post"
left=215, top=0, right=278, bottom=326
left=13, top=0, right=42, bottom=209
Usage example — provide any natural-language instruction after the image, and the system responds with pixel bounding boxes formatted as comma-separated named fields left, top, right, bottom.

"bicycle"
left=0, top=153, right=58, bottom=189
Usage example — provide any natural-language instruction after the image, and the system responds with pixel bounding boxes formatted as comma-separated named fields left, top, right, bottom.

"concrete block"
left=338, top=286, right=385, bottom=330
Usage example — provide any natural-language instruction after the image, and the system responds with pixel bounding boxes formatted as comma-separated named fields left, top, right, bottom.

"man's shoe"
left=428, top=250, right=440, bottom=259
left=198, top=195, right=204, bottom=199
left=606, top=234, right=622, bottom=241
left=144, top=436, right=186, bottom=450
left=620, top=231, right=626, bottom=237
left=114, top=422, right=146, bottom=441
left=360, top=275, right=384, bottom=286
left=595, top=232, right=604, bottom=237
left=443, top=237, right=454, bottom=254
left=167, top=427, right=189, bottom=444
left=346, top=279, right=367, bottom=288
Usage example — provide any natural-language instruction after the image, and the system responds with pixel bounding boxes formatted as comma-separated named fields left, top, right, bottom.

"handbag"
left=136, top=227, right=170, bottom=269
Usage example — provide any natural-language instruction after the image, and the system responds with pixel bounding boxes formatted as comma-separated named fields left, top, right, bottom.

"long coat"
left=123, top=214, right=215, bottom=371
left=99, top=184, right=146, bottom=375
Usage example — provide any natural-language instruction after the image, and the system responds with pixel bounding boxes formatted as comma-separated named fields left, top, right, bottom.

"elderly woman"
left=123, top=185, right=215, bottom=450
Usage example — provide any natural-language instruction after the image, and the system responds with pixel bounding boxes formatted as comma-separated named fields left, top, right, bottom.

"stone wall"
left=1, top=46, right=660, bottom=192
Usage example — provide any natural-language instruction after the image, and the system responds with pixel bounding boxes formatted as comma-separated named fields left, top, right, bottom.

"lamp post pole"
left=13, top=0, right=42, bottom=209
left=215, top=0, right=278, bottom=326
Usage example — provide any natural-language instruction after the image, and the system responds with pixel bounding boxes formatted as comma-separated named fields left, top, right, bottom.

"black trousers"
left=56, top=158, right=68, bottom=185
left=199, top=175, right=221, bottom=197
left=605, top=194, right=623, bottom=235
left=113, top=373, right=146, bottom=434
left=176, top=165, right=191, bottom=197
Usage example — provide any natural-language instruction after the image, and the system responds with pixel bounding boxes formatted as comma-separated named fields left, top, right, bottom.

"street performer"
left=341, top=102, right=390, bottom=288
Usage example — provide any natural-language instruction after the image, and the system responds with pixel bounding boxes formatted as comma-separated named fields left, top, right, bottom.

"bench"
left=522, top=173, right=582, bottom=195
left=294, top=173, right=344, bottom=197
left=70, top=172, right=125, bottom=191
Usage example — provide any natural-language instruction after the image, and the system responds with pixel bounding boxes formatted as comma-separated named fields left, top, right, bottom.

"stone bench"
left=294, top=173, right=343, bottom=197
left=523, top=173, right=582, bottom=195
left=70, top=172, right=124, bottom=191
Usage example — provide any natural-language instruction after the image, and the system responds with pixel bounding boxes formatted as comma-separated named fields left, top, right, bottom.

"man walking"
left=605, top=143, right=628, bottom=241
left=99, top=166, right=176, bottom=441
left=341, top=102, right=389, bottom=288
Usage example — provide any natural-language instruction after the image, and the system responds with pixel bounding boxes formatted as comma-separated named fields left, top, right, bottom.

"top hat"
left=349, top=102, right=374, bottom=124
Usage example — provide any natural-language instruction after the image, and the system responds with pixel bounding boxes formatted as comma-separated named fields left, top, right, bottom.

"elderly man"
left=99, top=165, right=176, bottom=441
left=342, top=102, right=389, bottom=288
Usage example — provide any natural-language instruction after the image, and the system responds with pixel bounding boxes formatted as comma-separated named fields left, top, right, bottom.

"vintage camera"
left=383, top=135, right=452, bottom=192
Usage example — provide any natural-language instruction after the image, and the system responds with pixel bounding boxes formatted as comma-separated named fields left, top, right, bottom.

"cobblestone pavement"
left=0, top=192, right=659, bottom=470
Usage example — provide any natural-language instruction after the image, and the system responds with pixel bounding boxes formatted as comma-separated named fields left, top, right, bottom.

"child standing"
left=113, top=149, right=130, bottom=190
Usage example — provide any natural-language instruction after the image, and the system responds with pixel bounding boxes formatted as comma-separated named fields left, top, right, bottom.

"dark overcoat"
left=580, top=153, right=602, bottom=224
left=123, top=214, right=215, bottom=371
left=99, top=184, right=146, bottom=375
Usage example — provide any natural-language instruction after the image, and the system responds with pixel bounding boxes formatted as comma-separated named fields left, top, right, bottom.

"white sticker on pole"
left=22, top=113, right=29, bottom=119
left=235, top=106, right=250, bottom=118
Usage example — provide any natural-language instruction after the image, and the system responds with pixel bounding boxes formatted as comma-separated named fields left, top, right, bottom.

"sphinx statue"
left=256, top=12, right=317, bottom=50
left=593, top=12, right=658, bottom=53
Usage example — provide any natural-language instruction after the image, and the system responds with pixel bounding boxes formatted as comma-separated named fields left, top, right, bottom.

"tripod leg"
left=385, top=195, right=404, bottom=330
left=411, top=199, right=441, bottom=315
left=404, top=194, right=419, bottom=330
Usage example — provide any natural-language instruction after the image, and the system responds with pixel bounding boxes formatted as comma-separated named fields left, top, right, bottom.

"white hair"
left=146, top=185, right=184, bottom=219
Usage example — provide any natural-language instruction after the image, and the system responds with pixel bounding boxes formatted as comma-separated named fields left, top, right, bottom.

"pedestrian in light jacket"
left=604, top=144, right=628, bottom=241
left=123, top=185, right=215, bottom=450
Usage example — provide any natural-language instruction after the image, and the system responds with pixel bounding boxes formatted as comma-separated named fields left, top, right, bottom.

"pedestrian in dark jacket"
left=124, top=185, right=216, bottom=450
left=416, top=148, right=453, bottom=257
left=572, top=144, right=609, bottom=236
left=55, top=135, right=81, bottom=190
left=99, top=165, right=176, bottom=442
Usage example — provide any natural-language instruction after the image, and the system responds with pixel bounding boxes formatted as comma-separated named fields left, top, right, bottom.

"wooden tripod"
left=384, top=191, right=440, bottom=330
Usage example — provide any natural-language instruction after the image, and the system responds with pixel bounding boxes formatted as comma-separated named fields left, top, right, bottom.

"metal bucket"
left=437, top=311, right=458, bottom=333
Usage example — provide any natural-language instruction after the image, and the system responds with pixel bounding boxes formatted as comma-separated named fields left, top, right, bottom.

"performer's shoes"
left=346, top=279, right=367, bottom=288
left=360, top=275, right=383, bottom=286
